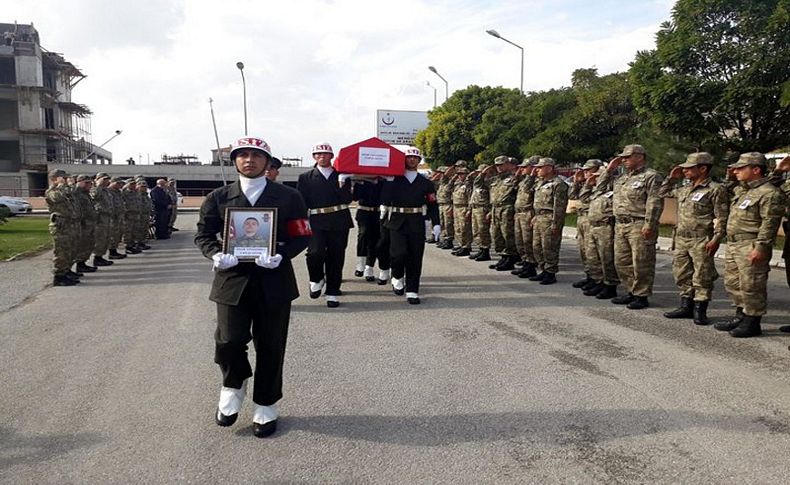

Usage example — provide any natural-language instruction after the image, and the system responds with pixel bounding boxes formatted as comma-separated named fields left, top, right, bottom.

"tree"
left=630, top=0, right=790, bottom=154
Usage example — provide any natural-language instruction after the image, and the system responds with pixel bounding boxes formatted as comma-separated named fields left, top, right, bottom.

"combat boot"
left=626, top=296, right=649, bottom=310
left=730, top=315, right=762, bottom=338
left=693, top=301, right=710, bottom=325
left=489, top=257, right=505, bottom=269
left=572, top=275, right=592, bottom=288
left=440, top=238, right=454, bottom=250
left=76, top=262, right=97, bottom=273
left=517, top=262, right=537, bottom=279
left=663, top=297, right=694, bottom=319
left=495, top=255, right=517, bottom=271
left=454, top=247, right=471, bottom=257
left=53, top=275, right=78, bottom=286
left=511, top=264, right=525, bottom=275
left=595, top=284, right=617, bottom=300
left=108, top=249, right=127, bottom=259
left=714, top=307, right=744, bottom=331
left=474, top=248, right=491, bottom=262
left=583, top=282, right=604, bottom=296
left=539, top=272, right=557, bottom=285
left=580, top=279, right=599, bottom=292
left=529, top=271, right=547, bottom=282
left=139, top=242, right=152, bottom=250
left=67, top=269, right=83, bottom=279
left=611, top=293, right=635, bottom=305
left=93, top=256, right=114, bottom=266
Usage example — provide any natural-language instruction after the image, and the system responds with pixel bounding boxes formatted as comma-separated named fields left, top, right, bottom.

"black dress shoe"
left=309, top=290, right=321, bottom=299
left=354, top=270, right=364, bottom=277
left=377, top=279, right=387, bottom=286
left=393, top=287, right=405, bottom=296
left=253, top=420, right=277, bottom=438
left=215, top=409, right=238, bottom=427
left=326, top=300, right=340, bottom=308
left=365, top=276, right=375, bottom=282
left=407, top=297, right=421, bottom=305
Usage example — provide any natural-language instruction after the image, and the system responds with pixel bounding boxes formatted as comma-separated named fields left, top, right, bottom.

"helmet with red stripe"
left=230, top=137, right=272, bottom=160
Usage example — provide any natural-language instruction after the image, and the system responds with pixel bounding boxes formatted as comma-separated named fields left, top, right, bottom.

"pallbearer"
left=352, top=176, right=384, bottom=281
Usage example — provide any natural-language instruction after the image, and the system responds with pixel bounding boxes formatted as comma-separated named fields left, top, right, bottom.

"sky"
left=5, top=0, right=675, bottom=166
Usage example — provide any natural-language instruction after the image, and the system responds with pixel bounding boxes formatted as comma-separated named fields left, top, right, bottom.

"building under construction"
left=0, top=22, right=110, bottom=196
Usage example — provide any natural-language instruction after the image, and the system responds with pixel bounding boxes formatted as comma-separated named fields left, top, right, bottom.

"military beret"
left=534, top=157, right=556, bottom=167
left=618, top=144, right=647, bottom=157
left=678, top=152, right=714, bottom=168
left=48, top=168, right=68, bottom=178
left=729, top=152, right=766, bottom=169
left=582, top=159, right=603, bottom=170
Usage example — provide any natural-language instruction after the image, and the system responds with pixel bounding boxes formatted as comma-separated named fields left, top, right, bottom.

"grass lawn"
left=0, top=216, right=52, bottom=260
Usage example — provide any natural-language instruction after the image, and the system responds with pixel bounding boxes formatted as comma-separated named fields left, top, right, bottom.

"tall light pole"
left=236, top=61, right=248, bottom=136
left=486, top=29, right=524, bottom=94
left=208, top=98, right=228, bottom=185
left=80, top=129, right=122, bottom=163
left=426, top=81, right=437, bottom=108
left=428, top=66, right=448, bottom=101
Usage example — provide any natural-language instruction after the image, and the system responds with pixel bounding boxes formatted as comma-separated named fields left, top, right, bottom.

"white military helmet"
left=230, top=136, right=272, bottom=160
left=311, top=143, right=334, bottom=155
left=404, top=147, right=422, bottom=158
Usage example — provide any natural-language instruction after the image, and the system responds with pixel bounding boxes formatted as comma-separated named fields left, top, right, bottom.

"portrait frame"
left=222, top=207, right=278, bottom=261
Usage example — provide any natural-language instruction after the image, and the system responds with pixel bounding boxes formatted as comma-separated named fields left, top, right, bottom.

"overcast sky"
left=5, top=0, right=674, bottom=165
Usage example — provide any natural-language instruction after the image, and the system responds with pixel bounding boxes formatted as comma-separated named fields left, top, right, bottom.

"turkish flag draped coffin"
left=333, top=137, right=406, bottom=176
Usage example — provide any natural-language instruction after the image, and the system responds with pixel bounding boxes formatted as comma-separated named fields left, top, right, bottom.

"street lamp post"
left=428, top=66, right=448, bottom=101
left=426, top=81, right=437, bottom=108
left=486, top=29, right=524, bottom=94
left=80, top=129, right=122, bottom=164
left=236, top=61, right=248, bottom=136
left=208, top=98, right=228, bottom=185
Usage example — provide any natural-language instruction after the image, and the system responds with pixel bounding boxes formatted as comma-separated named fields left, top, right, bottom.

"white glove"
left=212, top=253, right=239, bottom=271
left=383, top=176, right=395, bottom=182
left=338, top=174, right=352, bottom=185
left=380, top=206, right=389, bottom=220
left=432, top=225, right=441, bottom=241
left=255, top=253, right=283, bottom=269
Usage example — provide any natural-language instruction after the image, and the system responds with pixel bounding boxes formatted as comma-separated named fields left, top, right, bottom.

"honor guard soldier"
left=297, top=143, right=354, bottom=308
left=600, top=145, right=664, bottom=309
left=91, top=172, right=115, bottom=266
left=196, top=135, right=311, bottom=438
left=450, top=167, right=473, bottom=256
left=45, top=169, right=79, bottom=286
left=569, top=159, right=603, bottom=288
left=380, top=147, right=441, bottom=304
left=714, top=153, right=786, bottom=338
left=579, top=166, right=619, bottom=299
left=512, top=156, right=540, bottom=277
left=659, top=153, right=728, bottom=325
left=467, top=163, right=493, bottom=261
left=528, top=158, right=569, bottom=285
left=352, top=176, right=384, bottom=281
left=436, top=165, right=456, bottom=249
left=485, top=156, right=520, bottom=271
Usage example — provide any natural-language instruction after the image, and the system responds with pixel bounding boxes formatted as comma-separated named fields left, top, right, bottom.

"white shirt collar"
left=317, top=165, right=334, bottom=179
left=405, top=170, right=418, bottom=183
left=238, top=175, right=267, bottom=206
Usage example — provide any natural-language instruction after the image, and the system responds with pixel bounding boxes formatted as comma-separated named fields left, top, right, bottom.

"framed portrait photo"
left=222, top=207, right=278, bottom=261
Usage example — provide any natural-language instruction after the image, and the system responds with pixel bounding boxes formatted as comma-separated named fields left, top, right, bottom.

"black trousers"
left=154, top=209, right=170, bottom=238
left=376, top=220, right=391, bottom=271
left=306, top=227, right=349, bottom=295
left=389, top=227, right=426, bottom=293
left=356, top=211, right=381, bottom=266
left=214, top=277, right=291, bottom=406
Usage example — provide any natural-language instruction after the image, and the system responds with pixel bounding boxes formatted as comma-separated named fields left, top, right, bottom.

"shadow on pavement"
left=0, top=426, right=105, bottom=469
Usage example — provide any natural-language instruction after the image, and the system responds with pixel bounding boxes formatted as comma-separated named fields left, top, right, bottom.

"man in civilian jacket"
left=195, top=136, right=311, bottom=438
left=297, top=143, right=354, bottom=308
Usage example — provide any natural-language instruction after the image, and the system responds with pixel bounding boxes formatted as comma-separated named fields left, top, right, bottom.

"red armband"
left=425, top=193, right=437, bottom=203
left=287, top=218, right=312, bottom=236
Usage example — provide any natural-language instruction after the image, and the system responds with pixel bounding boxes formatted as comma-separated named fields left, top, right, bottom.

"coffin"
left=334, top=137, right=405, bottom=176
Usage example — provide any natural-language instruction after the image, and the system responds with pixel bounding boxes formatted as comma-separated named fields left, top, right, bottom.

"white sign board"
left=376, top=110, right=429, bottom=145
left=358, top=147, right=390, bottom=167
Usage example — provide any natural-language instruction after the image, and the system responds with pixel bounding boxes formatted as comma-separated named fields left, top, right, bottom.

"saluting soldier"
left=528, top=158, right=569, bottom=285
left=569, top=159, right=603, bottom=288
left=600, top=144, right=664, bottom=310
left=512, top=156, right=540, bottom=277
left=297, top=143, right=354, bottom=308
left=659, top=152, right=728, bottom=325
left=769, top=156, right=790, bottom=333
left=72, top=175, right=98, bottom=273
left=380, top=147, right=440, bottom=304
left=485, top=156, right=520, bottom=271
left=107, top=177, right=127, bottom=259
left=122, top=179, right=141, bottom=254
left=91, top=172, right=115, bottom=266
left=467, top=163, right=493, bottom=261
left=714, top=152, right=786, bottom=338
left=436, top=165, right=456, bottom=249
left=580, top=166, right=619, bottom=299
left=450, top=167, right=473, bottom=256
left=45, top=169, right=79, bottom=286
left=352, top=177, right=384, bottom=281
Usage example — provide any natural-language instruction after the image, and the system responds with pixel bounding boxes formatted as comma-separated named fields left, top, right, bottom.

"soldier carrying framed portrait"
left=222, top=207, right=277, bottom=261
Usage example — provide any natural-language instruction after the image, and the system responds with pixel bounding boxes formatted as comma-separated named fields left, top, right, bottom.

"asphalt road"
left=1, top=213, right=789, bottom=484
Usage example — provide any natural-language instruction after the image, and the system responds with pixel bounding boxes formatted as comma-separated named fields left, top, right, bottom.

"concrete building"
left=0, top=22, right=110, bottom=196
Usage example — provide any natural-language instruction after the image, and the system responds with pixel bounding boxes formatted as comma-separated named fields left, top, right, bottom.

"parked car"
left=0, top=196, right=33, bottom=215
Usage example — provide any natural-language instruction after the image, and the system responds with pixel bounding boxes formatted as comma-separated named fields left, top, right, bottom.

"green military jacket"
left=533, top=176, right=569, bottom=229
left=73, top=187, right=97, bottom=224
left=584, top=178, right=615, bottom=224
left=488, top=173, right=518, bottom=207
left=469, top=173, right=492, bottom=208
left=122, top=188, right=139, bottom=213
left=108, top=187, right=125, bottom=217
left=569, top=180, right=590, bottom=214
left=90, top=186, right=114, bottom=217
left=600, top=165, right=664, bottom=229
left=514, top=174, right=536, bottom=211
left=726, top=177, right=786, bottom=252
left=45, top=185, right=76, bottom=220
left=659, top=177, right=729, bottom=243
left=451, top=177, right=472, bottom=207
left=437, top=177, right=455, bottom=205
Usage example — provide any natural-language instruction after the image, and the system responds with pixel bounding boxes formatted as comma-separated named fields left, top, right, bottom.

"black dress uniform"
left=353, top=179, right=386, bottom=274
left=297, top=167, right=354, bottom=297
left=195, top=180, right=310, bottom=406
left=381, top=172, right=440, bottom=296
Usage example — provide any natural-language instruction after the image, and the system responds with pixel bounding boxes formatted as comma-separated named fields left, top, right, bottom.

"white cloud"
left=3, top=0, right=673, bottom=165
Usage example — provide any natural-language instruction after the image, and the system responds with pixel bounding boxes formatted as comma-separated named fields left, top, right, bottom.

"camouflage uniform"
left=469, top=165, right=492, bottom=251
left=569, top=159, right=603, bottom=282
left=451, top=171, right=473, bottom=250
left=44, top=173, right=76, bottom=278
left=122, top=182, right=140, bottom=247
left=531, top=159, right=569, bottom=276
left=108, top=179, right=126, bottom=253
left=166, top=181, right=178, bottom=229
left=583, top=170, right=619, bottom=288
left=72, top=177, right=97, bottom=264
left=658, top=153, right=728, bottom=305
left=723, top=154, right=786, bottom=320
left=436, top=170, right=455, bottom=244
left=91, top=176, right=114, bottom=258
left=514, top=165, right=537, bottom=266
left=487, top=157, right=518, bottom=258
left=136, top=183, right=152, bottom=243
left=600, top=145, right=664, bottom=301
